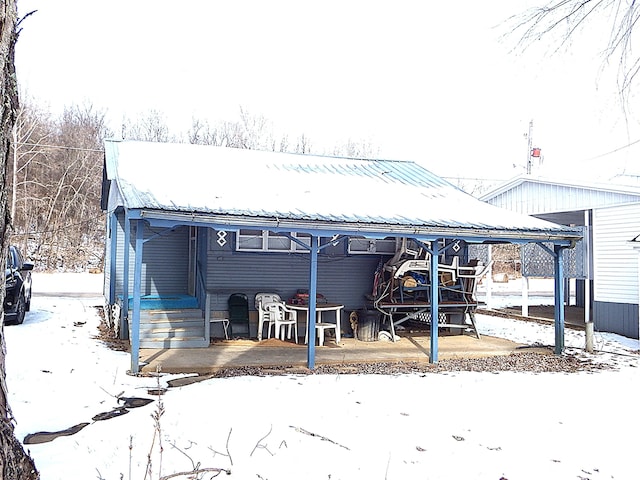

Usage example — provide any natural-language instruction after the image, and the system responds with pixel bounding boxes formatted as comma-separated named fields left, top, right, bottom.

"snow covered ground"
left=3, top=273, right=639, bottom=480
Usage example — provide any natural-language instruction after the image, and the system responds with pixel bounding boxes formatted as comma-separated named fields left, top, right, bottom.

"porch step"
left=136, top=308, right=209, bottom=348
left=140, top=326, right=204, bottom=338
left=140, top=309, right=203, bottom=321
left=139, top=337, right=209, bottom=349
left=140, top=319, right=204, bottom=331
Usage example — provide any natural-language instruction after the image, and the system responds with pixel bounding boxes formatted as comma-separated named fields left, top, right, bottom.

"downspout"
left=130, top=219, right=144, bottom=374
left=307, top=235, right=319, bottom=369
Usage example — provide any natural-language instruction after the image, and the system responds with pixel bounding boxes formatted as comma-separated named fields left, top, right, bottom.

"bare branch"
left=504, top=0, right=640, bottom=102
left=250, top=425, right=274, bottom=457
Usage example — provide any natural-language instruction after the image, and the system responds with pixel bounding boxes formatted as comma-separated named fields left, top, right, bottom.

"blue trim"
left=119, top=294, right=198, bottom=310
left=126, top=208, right=580, bottom=246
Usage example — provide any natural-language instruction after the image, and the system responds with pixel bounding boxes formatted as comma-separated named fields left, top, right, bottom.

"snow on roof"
left=103, top=140, right=580, bottom=241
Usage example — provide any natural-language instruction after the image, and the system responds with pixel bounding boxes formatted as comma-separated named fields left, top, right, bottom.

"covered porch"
left=101, top=140, right=583, bottom=373
left=139, top=330, right=529, bottom=375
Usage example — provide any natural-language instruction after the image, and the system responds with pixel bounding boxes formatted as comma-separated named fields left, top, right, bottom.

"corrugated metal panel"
left=483, top=176, right=640, bottom=215
left=113, top=213, right=190, bottom=297
left=593, top=301, right=639, bottom=338
left=103, top=140, right=577, bottom=238
left=593, top=203, right=640, bottom=304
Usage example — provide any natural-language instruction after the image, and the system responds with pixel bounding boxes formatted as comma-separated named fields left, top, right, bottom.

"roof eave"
left=131, top=209, right=582, bottom=245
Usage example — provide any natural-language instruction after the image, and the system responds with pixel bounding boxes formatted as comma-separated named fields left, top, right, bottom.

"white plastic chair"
left=255, top=293, right=299, bottom=341
left=264, top=302, right=298, bottom=343
left=255, top=293, right=281, bottom=340
left=304, top=311, right=338, bottom=346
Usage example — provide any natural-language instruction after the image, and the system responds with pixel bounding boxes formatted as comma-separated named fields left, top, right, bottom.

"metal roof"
left=102, top=139, right=581, bottom=243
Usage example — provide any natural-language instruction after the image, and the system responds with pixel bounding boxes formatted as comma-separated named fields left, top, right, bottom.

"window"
left=236, top=230, right=311, bottom=253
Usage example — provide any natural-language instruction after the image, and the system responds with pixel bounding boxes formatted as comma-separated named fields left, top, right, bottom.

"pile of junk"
left=358, top=238, right=491, bottom=342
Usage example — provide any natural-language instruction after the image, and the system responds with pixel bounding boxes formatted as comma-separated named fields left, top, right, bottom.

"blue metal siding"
left=113, top=213, right=190, bottom=297
left=594, top=300, right=639, bottom=339
left=139, top=225, right=190, bottom=295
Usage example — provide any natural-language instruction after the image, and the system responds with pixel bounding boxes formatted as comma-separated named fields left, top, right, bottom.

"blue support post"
left=553, top=245, right=566, bottom=355
left=429, top=240, right=440, bottom=363
left=307, top=235, right=319, bottom=370
left=122, top=210, right=131, bottom=329
left=130, top=219, right=144, bottom=374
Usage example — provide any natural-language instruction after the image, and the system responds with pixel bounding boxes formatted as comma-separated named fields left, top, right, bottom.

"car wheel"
left=15, top=295, right=26, bottom=325
left=25, top=292, right=31, bottom=312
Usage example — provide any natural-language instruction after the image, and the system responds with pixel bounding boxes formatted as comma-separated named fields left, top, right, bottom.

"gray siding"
left=112, top=212, right=190, bottom=298
left=206, top=229, right=383, bottom=330
left=594, top=300, right=639, bottom=339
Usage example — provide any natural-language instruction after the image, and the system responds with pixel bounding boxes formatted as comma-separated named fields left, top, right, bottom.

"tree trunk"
left=0, top=1, right=39, bottom=478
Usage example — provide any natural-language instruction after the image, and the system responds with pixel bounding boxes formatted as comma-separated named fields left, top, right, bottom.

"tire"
left=25, top=291, right=31, bottom=312
left=15, top=294, right=26, bottom=325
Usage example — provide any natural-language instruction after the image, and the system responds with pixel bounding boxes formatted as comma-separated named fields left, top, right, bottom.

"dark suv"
left=4, top=245, right=34, bottom=325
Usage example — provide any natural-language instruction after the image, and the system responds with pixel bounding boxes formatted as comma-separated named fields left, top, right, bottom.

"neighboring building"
left=101, top=141, right=581, bottom=371
left=480, top=175, right=640, bottom=339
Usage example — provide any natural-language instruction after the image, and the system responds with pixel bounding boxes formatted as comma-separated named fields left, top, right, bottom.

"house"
left=480, top=175, right=640, bottom=339
left=100, top=140, right=582, bottom=372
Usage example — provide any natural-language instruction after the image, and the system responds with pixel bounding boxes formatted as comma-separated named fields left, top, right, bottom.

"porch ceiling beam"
left=129, top=210, right=582, bottom=245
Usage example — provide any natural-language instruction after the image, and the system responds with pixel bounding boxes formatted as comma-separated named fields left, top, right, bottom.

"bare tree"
left=188, top=107, right=293, bottom=152
left=8, top=102, right=107, bottom=270
left=123, top=109, right=174, bottom=142
left=1, top=1, right=40, bottom=477
left=507, top=1, right=640, bottom=104
left=10, top=96, right=51, bottom=254
left=331, top=137, right=380, bottom=159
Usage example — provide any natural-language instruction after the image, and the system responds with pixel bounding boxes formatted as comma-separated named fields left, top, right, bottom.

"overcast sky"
left=14, top=0, right=640, bottom=183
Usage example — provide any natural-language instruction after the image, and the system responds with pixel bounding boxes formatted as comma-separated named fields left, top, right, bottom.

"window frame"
left=235, top=229, right=312, bottom=253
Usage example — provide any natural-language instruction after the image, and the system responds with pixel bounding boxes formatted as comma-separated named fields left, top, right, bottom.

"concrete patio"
left=139, top=331, right=525, bottom=375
